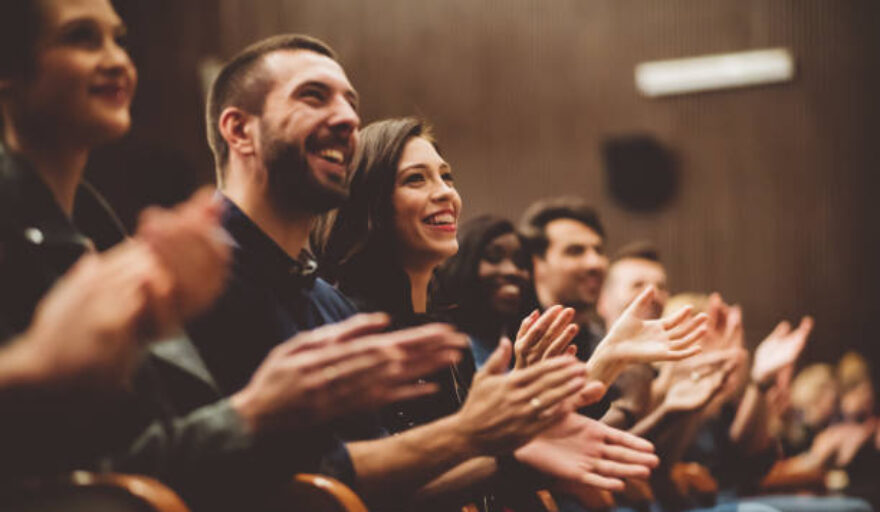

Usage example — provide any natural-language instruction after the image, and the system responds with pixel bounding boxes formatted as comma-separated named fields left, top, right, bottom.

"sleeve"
left=102, top=364, right=356, bottom=511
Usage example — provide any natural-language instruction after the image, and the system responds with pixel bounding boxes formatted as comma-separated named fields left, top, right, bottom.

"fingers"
left=601, top=443, right=660, bottom=467
left=767, top=320, right=792, bottom=341
left=663, top=340, right=703, bottom=361
left=627, top=286, right=658, bottom=320
left=334, top=313, right=392, bottom=342
left=723, top=306, right=744, bottom=347
left=278, top=313, right=395, bottom=356
left=521, top=360, right=587, bottom=399
left=385, top=348, right=463, bottom=384
left=379, top=323, right=466, bottom=352
left=592, top=458, right=651, bottom=479
left=533, top=375, right=588, bottom=412
left=482, top=336, right=513, bottom=375
left=536, top=307, right=575, bottom=356
left=579, top=473, right=625, bottom=492
left=517, top=306, right=563, bottom=359
left=666, top=312, right=707, bottom=340
left=511, top=355, right=581, bottom=388
left=795, top=316, right=814, bottom=338
left=661, top=305, right=695, bottom=331
left=572, top=380, right=606, bottom=409
left=516, top=309, right=540, bottom=341
left=668, top=323, right=707, bottom=352
left=706, top=292, right=724, bottom=331
left=602, top=423, right=656, bottom=453
left=544, top=323, right=579, bottom=360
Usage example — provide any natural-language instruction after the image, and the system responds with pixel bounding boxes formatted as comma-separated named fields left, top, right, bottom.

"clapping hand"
left=751, top=316, right=813, bottom=386
left=515, top=413, right=658, bottom=490
left=514, top=306, right=580, bottom=369
left=587, top=287, right=707, bottom=386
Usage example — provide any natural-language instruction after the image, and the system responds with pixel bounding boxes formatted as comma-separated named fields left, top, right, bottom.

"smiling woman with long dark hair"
left=318, top=117, right=471, bottom=433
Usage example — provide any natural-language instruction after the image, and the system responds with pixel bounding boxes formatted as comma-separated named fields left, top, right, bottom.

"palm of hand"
left=604, top=316, right=669, bottom=361
left=752, top=318, right=813, bottom=383
left=515, top=413, right=656, bottom=490
left=664, top=372, right=724, bottom=412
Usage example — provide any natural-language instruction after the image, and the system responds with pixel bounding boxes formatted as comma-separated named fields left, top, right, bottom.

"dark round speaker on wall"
left=601, top=134, right=678, bottom=212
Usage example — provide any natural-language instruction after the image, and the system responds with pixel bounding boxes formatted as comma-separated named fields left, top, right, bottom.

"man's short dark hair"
left=612, top=240, right=661, bottom=265
left=519, top=197, right=605, bottom=258
left=205, top=34, right=336, bottom=185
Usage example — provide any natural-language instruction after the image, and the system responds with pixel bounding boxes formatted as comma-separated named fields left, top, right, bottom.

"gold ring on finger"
left=530, top=397, right=542, bottom=411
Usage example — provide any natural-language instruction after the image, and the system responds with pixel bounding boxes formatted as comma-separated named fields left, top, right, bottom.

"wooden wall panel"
left=94, top=0, right=880, bottom=366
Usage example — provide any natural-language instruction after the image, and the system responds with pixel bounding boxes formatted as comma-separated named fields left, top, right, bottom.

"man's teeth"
left=319, top=148, right=344, bottom=164
left=424, top=213, right=455, bottom=225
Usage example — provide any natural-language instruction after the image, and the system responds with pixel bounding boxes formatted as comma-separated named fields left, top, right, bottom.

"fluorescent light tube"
left=635, top=48, right=795, bottom=98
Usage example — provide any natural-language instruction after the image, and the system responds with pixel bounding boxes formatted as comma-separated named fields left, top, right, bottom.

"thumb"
left=574, top=380, right=606, bottom=408
left=483, top=336, right=513, bottom=375
left=796, top=316, right=814, bottom=337
left=632, top=286, right=656, bottom=315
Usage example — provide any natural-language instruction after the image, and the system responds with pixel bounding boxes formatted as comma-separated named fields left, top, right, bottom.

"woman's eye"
left=403, top=173, right=425, bottom=185
left=442, top=172, right=455, bottom=183
left=62, top=25, right=102, bottom=48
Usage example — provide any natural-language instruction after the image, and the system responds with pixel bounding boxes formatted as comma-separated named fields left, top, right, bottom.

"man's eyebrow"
left=293, top=80, right=330, bottom=94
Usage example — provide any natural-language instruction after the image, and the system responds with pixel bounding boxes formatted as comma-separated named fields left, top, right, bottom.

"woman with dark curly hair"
left=434, top=215, right=535, bottom=368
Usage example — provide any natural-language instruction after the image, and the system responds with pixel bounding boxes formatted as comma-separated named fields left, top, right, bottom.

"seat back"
left=284, top=474, right=369, bottom=512
left=1, top=472, right=190, bottom=512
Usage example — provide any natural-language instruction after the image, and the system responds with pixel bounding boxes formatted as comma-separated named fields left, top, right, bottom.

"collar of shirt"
left=218, top=194, right=318, bottom=290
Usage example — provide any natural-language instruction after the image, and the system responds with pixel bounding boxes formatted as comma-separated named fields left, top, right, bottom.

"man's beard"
left=262, top=129, right=349, bottom=217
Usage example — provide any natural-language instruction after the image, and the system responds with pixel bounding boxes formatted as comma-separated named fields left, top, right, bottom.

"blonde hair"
left=663, top=292, right=709, bottom=317
left=790, top=363, right=836, bottom=410
left=837, top=351, right=871, bottom=393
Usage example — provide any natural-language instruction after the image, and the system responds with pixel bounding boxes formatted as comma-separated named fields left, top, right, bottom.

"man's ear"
left=218, top=106, right=257, bottom=159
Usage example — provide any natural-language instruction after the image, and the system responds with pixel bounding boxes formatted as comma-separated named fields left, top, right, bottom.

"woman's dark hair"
left=434, top=215, right=532, bottom=335
left=0, top=1, right=41, bottom=81
left=0, top=0, right=42, bottom=132
left=316, top=116, right=436, bottom=315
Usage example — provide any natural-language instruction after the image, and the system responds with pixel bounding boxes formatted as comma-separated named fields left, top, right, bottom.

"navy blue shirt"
left=188, top=196, right=381, bottom=486
left=189, top=196, right=359, bottom=394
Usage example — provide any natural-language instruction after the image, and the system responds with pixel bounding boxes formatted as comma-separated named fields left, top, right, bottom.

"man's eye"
left=302, top=89, right=326, bottom=102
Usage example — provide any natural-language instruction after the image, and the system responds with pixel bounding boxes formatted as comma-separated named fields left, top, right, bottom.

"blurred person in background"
left=433, top=214, right=537, bottom=368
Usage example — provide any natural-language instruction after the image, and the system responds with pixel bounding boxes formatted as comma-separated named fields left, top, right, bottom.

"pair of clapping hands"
left=13, top=188, right=229, bottom=391
left=651, top=293, right=814, bottom=419
left=496, top=286, right=710, bottom=491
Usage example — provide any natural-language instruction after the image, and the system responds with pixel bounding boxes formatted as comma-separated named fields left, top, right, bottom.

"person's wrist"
left=586, top=349, right=623, bottom=386
left=8, top=326, right=63, bottom=386
left=749, top=375, right=774, bottom=393
left=229, top=387, right=262, bottom=434
left=445, top=412, right=483, bottom=458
